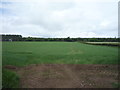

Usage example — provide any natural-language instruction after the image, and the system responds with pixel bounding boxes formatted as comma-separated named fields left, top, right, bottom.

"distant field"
left=85, top=42, right=120, bottom=46
left=2, top=42, right=119, bottom=66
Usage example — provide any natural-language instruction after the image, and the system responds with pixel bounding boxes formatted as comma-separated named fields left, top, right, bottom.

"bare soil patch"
left=4, top=64, right=118, bottom=88
left=4, top=65, right=18, bottom=70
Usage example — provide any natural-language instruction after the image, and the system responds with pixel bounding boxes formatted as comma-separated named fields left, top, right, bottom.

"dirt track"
left=5, top=64, right=118, bottom=88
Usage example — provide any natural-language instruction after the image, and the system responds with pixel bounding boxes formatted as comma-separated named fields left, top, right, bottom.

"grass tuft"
left=2, top=69, right=20, bottom=88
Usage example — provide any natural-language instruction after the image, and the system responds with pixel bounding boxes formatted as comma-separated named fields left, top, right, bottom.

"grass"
left=2, top=42, right=119, bottom=88
left=112, top=82, right=120, bottom=88
left=2, top=42, right=119, bottom=66
left=2, top=69, right=19, bottom=88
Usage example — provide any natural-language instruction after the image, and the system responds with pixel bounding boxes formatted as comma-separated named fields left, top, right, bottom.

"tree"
left=65, top=37, right=73, bottom=42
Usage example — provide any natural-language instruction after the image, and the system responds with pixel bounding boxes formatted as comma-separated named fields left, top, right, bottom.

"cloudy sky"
left=0, top=0, right=119, bottom=38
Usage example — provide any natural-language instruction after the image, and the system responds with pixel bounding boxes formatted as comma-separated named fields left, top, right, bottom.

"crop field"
left=2, top=42, right=119, bottom=65
left=2, top=42, right=119, bottom=88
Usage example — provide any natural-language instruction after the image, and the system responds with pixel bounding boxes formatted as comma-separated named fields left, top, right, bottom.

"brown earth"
left=4, top=64, right=118, bottom=88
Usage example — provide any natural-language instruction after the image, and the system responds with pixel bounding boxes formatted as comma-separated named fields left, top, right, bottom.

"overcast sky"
left=0, top=0, right=119, bottom=38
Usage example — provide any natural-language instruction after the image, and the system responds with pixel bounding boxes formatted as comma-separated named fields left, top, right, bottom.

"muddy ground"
left=4, top=64, right=119, bottom=88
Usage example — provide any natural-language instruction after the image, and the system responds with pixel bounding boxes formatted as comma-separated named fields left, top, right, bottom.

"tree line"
left=0, top=34, right=119, bottom=42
